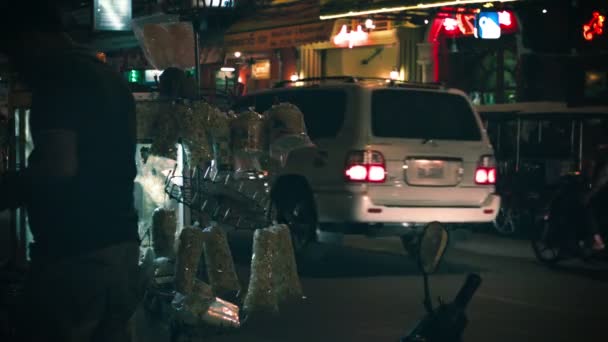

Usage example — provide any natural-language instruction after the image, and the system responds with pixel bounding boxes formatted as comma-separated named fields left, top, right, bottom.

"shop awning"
left=224, top=1, right=334, bottom=52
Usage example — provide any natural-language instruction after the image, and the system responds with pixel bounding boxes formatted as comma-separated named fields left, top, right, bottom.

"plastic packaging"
left=202, top=297, right=241, bottom=328
left=148, top=101, right=181, bottom=160
left=265, top=102, right=307, bottom=139
left=243, top=228, right=279, bottom=315
left=135, top=100, right=162, bottom=140
left=153, top=257, right=176, bottom=286
left=202, top=106, right=233, bottom=170
left=193, top=279, right=214, bottom=302
left=174, top=227, right=206, bottom=294
left=202, top=225, right=241, bottom=297
left=171, top=291, right=212, bottom=326
left=265, top=103, right=313, bottom=166
left=230, top=109, right=268, bottom=154
left=151, top=208, right=177, bottom=259
left=269, top=224, right=304, bottom=304
left=180, top=102, right=213, bottom=168
left=171, top=293, right=240, bottom=329
left=147, top=101, right=214, bottom=167
left=139, top=247, right=156, bottom=287
left=131, top=14, right=196, bottom=70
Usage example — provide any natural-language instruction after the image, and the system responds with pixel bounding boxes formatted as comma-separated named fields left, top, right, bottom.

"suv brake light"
left=475, top=155, right=497, bottom=185
left=345, top=150, right=386, bottom=183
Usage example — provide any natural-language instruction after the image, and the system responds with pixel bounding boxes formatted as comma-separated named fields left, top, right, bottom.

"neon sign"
left=441, top=10, right=515, bottom=36
left=583, top=11, right=605, bottom=41
left=443, top=18, right=459, bottom=31
left=475, top=12, right=501, bottom=39
left=333, top=25, right=369, bottom=48
left=498, top=10, right=512, bottom=26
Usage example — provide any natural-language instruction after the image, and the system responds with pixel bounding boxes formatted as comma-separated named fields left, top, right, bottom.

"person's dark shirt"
left=26, top=49, right=138, bottom=261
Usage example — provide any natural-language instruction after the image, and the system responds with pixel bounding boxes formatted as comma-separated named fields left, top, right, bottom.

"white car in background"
left=236, top=77, right=500, bottom=255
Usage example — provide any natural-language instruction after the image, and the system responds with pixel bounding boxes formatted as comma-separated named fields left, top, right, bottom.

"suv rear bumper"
left=315, top=191, right=500, bottom=224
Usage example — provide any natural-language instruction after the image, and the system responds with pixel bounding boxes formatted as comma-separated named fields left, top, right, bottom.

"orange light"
left=333, top=24, right=369, bottom=48
left=96, top=52, right=107, bottom=63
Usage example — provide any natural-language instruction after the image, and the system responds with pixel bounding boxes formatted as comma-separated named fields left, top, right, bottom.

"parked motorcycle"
left=401, top=222, right=482, bottom=342
left=531, top=173, right=607, bottom=264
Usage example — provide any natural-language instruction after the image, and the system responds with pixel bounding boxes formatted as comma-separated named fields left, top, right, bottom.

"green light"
left=126, top=70, right=143, bottom=83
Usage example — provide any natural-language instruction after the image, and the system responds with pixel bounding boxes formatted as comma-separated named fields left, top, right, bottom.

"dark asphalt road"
left=137, top=230, right=608, bottom=342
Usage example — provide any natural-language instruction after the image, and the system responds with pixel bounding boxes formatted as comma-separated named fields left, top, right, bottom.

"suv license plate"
left=416, top=162, right=445, bottom=179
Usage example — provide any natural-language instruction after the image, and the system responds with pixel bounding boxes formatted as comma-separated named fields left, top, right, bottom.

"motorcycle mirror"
left=418, top=221, right=449, bottom=275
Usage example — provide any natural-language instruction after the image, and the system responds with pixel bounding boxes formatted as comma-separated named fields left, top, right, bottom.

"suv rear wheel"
left=269, top=185, right=318, bottom=255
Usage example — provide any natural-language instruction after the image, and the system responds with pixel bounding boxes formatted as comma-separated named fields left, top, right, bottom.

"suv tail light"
left=475, top=155, right=497, bottom=185
left=345, top=150, right=386, bottom=183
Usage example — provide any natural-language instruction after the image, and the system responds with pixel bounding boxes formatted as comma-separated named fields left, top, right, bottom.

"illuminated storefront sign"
left=475, top=12, right=501, bottom=39
left=252, top=60, right=271, bottom=80
left=93, top=0, right=132, bottom=31
left=332, top=24, right=369, bottom=48
left=224, top=21, right=334, bottom=52
left=439, top=10, right=517, bottom=38
left=583, top=11, right=605, bottom=41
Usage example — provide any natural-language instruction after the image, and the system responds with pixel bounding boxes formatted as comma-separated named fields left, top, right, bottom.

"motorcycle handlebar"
left=453, top=273, right=482, bottom=310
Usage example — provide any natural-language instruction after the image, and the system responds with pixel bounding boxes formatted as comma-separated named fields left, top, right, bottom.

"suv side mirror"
left=418, top=221, right=449, bottom=275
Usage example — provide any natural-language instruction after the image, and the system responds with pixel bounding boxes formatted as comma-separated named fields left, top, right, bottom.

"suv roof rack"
left=273, top=76, right=445, bottom=90
left=273, top=76, right=359, bottom=88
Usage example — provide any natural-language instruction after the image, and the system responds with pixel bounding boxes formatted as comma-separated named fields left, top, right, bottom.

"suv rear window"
left=371, top=89, right=482, bottom=141
left=235, top=89, right=346, bottom=140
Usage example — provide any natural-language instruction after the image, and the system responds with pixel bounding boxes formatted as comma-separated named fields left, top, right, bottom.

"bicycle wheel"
left=493, top=206, right=518, bottom=235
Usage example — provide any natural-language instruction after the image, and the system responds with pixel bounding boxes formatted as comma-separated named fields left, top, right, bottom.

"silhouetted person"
left=584, top=144, right=608, bottom=251
left=158, top=67, right=196, bottom=100
left=0, top=3, right=144, bottom=341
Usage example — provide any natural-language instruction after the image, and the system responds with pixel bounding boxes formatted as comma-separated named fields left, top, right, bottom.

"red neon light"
left=583, top=11, right=605, bottom=41
left=443, top=18, right=459, bottom=31
left=333, top=24, right=369, bottom=48
left=439, top=10, right=517, bottom=38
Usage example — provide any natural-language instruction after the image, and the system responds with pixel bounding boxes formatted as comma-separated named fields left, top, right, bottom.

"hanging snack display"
left=135, top=99, right=162, bottom=141
left=147, top=101, right=181, bottom=160
left=265, top=102, right=307, bottom=139
left=197, top=102, right=233, bottom=169
left=270, top=225, right=304, bottom=304
left=230, top=109, right=268, bottom=154
left=265, top=103, right=313, bottom=165
left=153, top=257, right=176, bottom=286
left=151, top=207, right=177, bottom=259
left=141, top=100, right=214, bottom=167
left=174, top=227, right=206, bottom=295
left=209, top=108, right=234, bottom=170
left=202, top=224, right=241, bottom=297
left=243, top=228, right=279, bottom=316
left=180, top=101, right=213, bottom=168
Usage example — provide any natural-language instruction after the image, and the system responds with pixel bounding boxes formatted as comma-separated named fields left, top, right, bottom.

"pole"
left=515, top=118, right=521, bottom=172
left=423, top=273, right=433, bottom=313
left=193, top=0, right=201, bottom=99
left=578, top=121, right=584, bottom=172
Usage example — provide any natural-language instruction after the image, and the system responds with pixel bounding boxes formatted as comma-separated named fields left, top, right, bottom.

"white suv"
left=235, top=77, right=500, bottom=253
